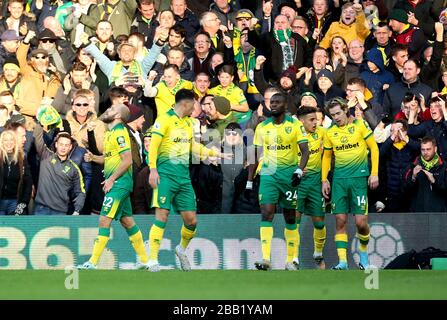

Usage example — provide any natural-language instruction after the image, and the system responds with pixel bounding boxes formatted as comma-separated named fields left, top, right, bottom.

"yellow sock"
left=149, top=220, right=166, bottom=261
left=284, top=223, right=298, bottom=263
left=335, top=233, right=348, bottom=263
left=293, top=222, right=301, bottom=260
left=357, top=232, right=370, bottom=252
left=127, top=225, right=148, bottom=264
left=89, top=228, right=110, bottom=265
left=313, top=222, right=326, bottom=254
left=260, top=221, right=273, bottom=261
left=180, top=224, right=196, bottom=249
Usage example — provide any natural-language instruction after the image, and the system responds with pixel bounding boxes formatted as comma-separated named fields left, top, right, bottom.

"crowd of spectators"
left=0, top=0, right=447, bottom=215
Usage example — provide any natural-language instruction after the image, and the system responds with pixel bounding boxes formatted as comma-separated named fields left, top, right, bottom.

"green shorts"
left=151, top=174, right=196, bottom=212
left=331, top=177, right=368, bottom=215
left=259, top=167, right=297, bottom=209
left=297, top=174, right=325, bottom=216
left=100, top=187, right=132, bottom=221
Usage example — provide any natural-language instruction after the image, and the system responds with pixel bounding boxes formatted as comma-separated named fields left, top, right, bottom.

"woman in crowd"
left=0, top=129, right=32, bottom=215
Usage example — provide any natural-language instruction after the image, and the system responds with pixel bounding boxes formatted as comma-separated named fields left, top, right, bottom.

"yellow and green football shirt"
left=254, top=115, right=308, bottom=173
left=323, top=119, right=372, bottom=179
left=155, top=79, right=193, bottom=115
left=149, top=109, right=193, bottom=176
left=298, top=126, right=325, bottom=176
left=103, top=122, right=133, bottom=191
left=208, top=83, right=250, bottom=123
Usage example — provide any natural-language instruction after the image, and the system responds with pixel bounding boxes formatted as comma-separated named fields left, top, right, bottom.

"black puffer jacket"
left=0, top=155, right=32, bottom=205
left=379, top=136, right=420, bottom=197
left=408, top=119, right=447, bottom=161
left=403, top=155, right=447, bottom=212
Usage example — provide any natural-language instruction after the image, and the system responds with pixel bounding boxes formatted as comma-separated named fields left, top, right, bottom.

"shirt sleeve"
left=361, top=120, right=373, bottom=140
left=323, top=129, right=333, bottom=150
left=296, top=120, right=308, bottom=144
left=115, top=128, right=131, bottom=154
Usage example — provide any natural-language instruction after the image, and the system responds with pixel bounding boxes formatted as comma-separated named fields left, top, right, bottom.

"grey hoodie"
left=33, top=124, right=86, bottom=213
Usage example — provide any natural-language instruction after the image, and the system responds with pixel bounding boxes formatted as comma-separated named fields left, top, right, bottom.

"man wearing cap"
left=16, top=29, right=62, bottom=130
left=393, top=0, right=436, bottom=40
left=37, top=28, right=74, bottom=77
left=201, top=94, right=236, bottom=137
left=388, top=8, right=427, bottom=60
left=0, top=30, right=22, bottom=71
left=171, top=0, right=200, bottom=46
left=254, top=55, right=302, bottom=114
left=0, top=57, right=22, bottom=98
left=80, top=26, right=166, bottom=85
left=311, top=68, right=345, bottom=112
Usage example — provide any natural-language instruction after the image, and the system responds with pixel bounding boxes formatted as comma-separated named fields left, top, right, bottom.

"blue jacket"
left=360, top=48, right=394, bottom=105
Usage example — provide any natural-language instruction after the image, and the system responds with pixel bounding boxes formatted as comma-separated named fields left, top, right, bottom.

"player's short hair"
left=109, top=87, right=128, bottom=100
left=296, top=106, right=318, bottom=119
left=9, top=0, right=25, bottom=7
left=55, top=131, right=73, bottom=143
left=216, top=64, right=234, bottom=76
left=421, top=136, right=436, bottom=147
left=325, top=97, right=348, bottom=115
left=271, top=92, right=286, bottom=101
left=4, top=121, right=25, bottom=131
left=175, top=89, right=195, bottom=103
left=347, top=77, right=366, bottom=88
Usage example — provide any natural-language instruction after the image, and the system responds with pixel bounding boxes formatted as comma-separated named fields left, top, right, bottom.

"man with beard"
left=319, top=2, right=370, bottom=49
left=17, top=29, right=61, bottom=130
left=52, top=62, right=100, bottom=116
left=78, top=103, right=150, bottom=270
left=246, top=93, right=310, bottom=271
left=254, top=55, right=301, bottom=114
left=147, top=89, right=231, bottom=272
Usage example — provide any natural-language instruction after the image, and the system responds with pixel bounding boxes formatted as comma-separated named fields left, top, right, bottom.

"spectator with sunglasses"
left=37, top=28, right=75, bottom=78
left=65, top=93, right=106, bottom=155
left=16, top=29, right=62, bottom=130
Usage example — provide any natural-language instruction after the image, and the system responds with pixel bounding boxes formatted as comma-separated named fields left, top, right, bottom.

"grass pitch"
left=0, top=270, right=446, bottom=300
